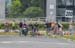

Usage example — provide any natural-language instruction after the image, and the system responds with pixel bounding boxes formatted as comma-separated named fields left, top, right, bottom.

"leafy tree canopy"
left=23, top=7, right=44, bottom=18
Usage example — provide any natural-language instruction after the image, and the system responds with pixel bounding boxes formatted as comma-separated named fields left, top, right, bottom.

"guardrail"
left=0, top=17, right=45, bottom=24
left=0, top=16, right=75, bottom=23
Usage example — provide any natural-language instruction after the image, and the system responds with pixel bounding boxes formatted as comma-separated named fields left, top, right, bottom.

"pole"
left=73, top=0, right=74, bottom=22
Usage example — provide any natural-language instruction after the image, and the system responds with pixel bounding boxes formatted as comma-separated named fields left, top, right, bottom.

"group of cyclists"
left=19, top=22, right=39, bottom=36
left=19, top=21, right=63, bottom=36
left=45, top=22, right=63, bottom=36
left=3, top=20, right=64, bottom=36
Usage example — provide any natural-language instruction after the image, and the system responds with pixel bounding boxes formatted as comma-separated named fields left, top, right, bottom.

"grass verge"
left=0, top=32, right=19, bottom=35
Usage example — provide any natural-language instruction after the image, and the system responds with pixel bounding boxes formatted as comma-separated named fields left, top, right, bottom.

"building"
left=5, top=0, right=11, bottom=7
left=5, top=0, right=12, bottom=17
left=0, top=0, right=5, bottom=20
left=0, top=0, right=11, bottom=19
left=0, top=0, right=75, bottom=22
left=46, top=0, right=75, bottom=22
left=56, top=0, right=75, bottom=22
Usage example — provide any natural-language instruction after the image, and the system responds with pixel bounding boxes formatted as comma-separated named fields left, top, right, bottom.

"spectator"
left=30, top=23, right=38, bottom=36
left=4, top=22, right=10, bottom=32
left=69, top=23, right=73, bottom=35
left=45, top=22, right=52, bottom=35
left=19, top=22, right=23, bottom=36
left=34, top=23, right=39, bottom=33
left=19, top=22, right=23, bottom=28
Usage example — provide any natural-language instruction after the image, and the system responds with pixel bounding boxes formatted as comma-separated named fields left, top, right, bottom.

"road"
left=0, top=36, right=75, bottom=48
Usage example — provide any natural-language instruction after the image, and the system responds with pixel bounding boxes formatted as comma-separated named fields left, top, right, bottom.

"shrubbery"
left=62, top=23, right=69, bottom=30
left=38, top=24, right=45, bottom=30
left=0, top=23, right=19, bottom=29
left=0, top=23, right=72, bottom=30
left=0, top=23, right=5, bottom=29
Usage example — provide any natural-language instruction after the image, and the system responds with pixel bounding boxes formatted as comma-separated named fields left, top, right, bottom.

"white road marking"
left=1, top=41, right=12, bottom=44
left=0, top=41, right=72, bottom=45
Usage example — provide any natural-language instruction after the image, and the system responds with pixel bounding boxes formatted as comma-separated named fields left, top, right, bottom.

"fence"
left=0, top=17, right=45, bottom=24
left=0, top=16, right=75, bottom=23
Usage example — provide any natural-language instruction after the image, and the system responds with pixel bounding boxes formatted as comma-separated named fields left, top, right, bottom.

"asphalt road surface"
left=0, top=36, right=75, bottom=48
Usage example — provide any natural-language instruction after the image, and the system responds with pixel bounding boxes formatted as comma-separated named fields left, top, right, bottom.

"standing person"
left=45, top=22, right=49, bottom=35
left=69, top=23, right=73, bottom=35
left=4, top=22, right=10, bottom=32
left=68, top=21, right=75, bottom=35
left=45, top=22, right=52, bottom=36
left=29, top=23, right=36, bottom=36
left=19, top=22, right=23, bottom=28
left=34, top=23, right=39, bottom=34
left=32, top=24, right=36, bottom=36
left=31, top=23, right=38, bottom=36
left=29, top=23, right=34, bottom=35
left=19, top=22, right=23, bottom=36
left=29, top=23, right=32, bottom=31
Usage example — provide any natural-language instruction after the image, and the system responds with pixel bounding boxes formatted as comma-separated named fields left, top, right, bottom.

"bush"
left=0, top=23, right=19, bottom=29
left=11, top=23, right=19, bottom=29
left=38, top=24, right=45, bottom=30
left=0, top=23, right=5, bottom=29
left=23, top=7, right=44, bottom=18
left=62, top=23, right=69, bottom=30
left=0, top=23, right=73, bottom=31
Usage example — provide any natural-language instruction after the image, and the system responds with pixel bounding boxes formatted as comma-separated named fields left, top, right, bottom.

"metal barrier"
left=0, top=16, right=75, bottom=23
left=3, top=17, right=46, bottom=24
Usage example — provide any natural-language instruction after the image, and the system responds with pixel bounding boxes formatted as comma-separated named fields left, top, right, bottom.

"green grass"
left=70, top=35, right=75, bottom=40
left=63, top=35, right=75, bottom=40
left=47, top=34, right=75, bottom=41
left=0, top=32, right=19, bottom=35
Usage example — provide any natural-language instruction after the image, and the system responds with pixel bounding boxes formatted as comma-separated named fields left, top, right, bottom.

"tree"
left=8, top=0, right=22, bottom=18
left=20, top=0, right=46, bottom=9
left=23, top=7, right=44, bottom=18
left=7, top=0, right=46, bottom=18
left=30, top=0, right=46, bottom=17
left=20, top=0, right=31, bottom=12
left=20, top=0, right=46, bottom=17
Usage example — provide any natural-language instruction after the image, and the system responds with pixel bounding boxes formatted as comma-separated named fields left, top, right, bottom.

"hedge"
left=62, top=23, right=69, bottom=30
left=0, top=23, right=73, bottom=30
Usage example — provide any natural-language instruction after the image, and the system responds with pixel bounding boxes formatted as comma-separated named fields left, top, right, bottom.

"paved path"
left=0, top=36, right=75, bottom=48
